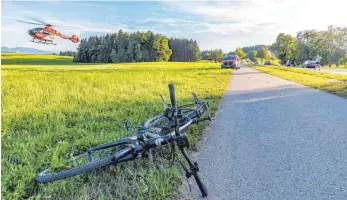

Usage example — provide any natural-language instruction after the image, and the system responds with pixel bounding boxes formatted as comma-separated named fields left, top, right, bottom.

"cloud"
left=161, top=1, right=284, bottom=35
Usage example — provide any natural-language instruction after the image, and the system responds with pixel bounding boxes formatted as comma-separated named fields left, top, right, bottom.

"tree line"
left=58, top=51, right=76, bottom=57
left=201, top=49, right=225, bottom=62
left=271, top=25, right=347, bottom=66
left=234, top=46, right=278, bottom=64
left=73, top=30, right=200, bottom=63
left=200, top=46, right=276, bottom=64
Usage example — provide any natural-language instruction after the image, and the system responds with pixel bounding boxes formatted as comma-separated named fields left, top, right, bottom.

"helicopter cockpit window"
left=32, top=28, right=41, bottom=33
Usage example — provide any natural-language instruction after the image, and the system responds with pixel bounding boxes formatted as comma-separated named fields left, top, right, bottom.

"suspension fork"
left=179, top=147, right=208, bottom=197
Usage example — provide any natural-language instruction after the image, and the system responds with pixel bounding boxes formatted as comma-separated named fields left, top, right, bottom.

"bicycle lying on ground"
left=36, top=84, right=211, bottom=197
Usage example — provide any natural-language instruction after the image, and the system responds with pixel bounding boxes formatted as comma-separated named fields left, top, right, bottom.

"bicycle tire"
left=36, top=155, right=117, bottom=183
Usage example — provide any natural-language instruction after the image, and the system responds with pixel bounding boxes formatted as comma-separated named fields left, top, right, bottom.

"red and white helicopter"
left=18, top=18, right=80, bottom=45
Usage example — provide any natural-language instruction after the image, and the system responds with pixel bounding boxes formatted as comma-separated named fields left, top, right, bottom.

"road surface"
left=319, top=68, right=347, bottom=75
left=182, top=65, right=347, bottom=200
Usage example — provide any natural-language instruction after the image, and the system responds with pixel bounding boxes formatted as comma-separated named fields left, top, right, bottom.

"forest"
left=73, top=30, right=200, bottom=63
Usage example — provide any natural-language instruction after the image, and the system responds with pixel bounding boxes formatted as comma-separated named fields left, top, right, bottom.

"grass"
left=253, top=66, right=347, bottom=98
left=1, top=53, right=76, bottom=65
left=1, top=54, right=232, bottom=199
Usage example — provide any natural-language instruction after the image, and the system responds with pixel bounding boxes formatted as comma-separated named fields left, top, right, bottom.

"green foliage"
left=256, top=46, right=270, bottom=61
left=59, top=51, right=76, bottom=57
left=295, top=26, right=347, bottom=66
left=153, top=35, right=172, bottom=61
left=1, top=54, right=232, bottom=199
left=246, top=50, right=257, bottom=62
left=269, top=55, right=280, bottom=65
left=169, top=38, right=201, bottom=62
left=201, top=49, right=224, bottom=62
left=235, top=48, right=246, bottom=59
left=271, top=33, right=297, bottom=64
left=74, top=30, right=200, bottom=63
left=241, top=45, right=269, bottom=54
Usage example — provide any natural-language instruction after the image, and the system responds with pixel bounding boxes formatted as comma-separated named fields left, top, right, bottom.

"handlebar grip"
left=168, top=84, right=177, bottom=109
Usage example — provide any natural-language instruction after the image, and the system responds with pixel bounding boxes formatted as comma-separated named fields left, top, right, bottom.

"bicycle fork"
left=179, top=147, right=208, bottom=197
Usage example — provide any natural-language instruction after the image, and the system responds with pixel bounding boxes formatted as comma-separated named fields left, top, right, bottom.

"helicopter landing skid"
left=31, top=38, right=57, bottom=45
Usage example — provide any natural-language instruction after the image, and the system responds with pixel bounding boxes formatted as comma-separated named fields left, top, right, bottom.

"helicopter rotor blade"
left=27, top=17, right=54, bottom=26
left=17, top=20, right=43, bottom=26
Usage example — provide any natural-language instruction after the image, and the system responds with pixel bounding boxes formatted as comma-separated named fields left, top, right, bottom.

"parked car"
left=302, top=60, right=317, bottom=68
left=264, top=60, right=271, bottom=65
left=221, top=55, right=240, bottom=69
left=286, top=60, right=296, bottom=67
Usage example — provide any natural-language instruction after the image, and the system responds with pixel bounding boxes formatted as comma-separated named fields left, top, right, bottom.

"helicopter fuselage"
left=28, top=27, right=61, bottom=41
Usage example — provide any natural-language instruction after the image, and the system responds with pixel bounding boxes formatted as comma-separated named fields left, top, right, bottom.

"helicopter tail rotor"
left=70, top=34, right=80, bottom=43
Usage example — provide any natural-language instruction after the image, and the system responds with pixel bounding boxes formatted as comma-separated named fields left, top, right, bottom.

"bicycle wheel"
left=36, top=144, right=133, bottom=183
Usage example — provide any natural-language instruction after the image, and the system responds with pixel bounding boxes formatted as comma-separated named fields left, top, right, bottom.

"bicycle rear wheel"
left=36, top=145, right=133, bottom=182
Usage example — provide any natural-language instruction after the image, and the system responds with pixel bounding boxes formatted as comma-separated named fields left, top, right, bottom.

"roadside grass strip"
left=254, top=66, right=347, bottom=98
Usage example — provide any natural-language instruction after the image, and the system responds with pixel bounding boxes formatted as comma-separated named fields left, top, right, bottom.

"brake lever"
left=192, top=92, right=199, bottom=104
left=159, top=94, right=168, bottom=109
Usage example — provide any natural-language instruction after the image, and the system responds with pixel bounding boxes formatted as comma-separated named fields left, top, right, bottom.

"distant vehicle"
left=221, top=55, right=240, bottom=69
left=302, top=60, right=317, bottom=68
left=286, top=60, right=296, bottom=67
left=264, top=60, right=271, bottom=65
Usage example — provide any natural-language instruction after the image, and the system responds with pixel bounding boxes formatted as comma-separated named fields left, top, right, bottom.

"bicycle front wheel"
left=36, top=146, right=134, bottom=183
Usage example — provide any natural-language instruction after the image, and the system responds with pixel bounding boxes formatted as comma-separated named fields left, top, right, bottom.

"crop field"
left=1, top=54, right=232, bottom=199
left=254, top=66, right=347, bottom=98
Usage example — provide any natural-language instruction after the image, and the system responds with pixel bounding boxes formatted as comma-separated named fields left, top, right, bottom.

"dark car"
left=302, top=60, right=317, bottom=68
left=286, top=60, right=296, bottom=67
left=264, top=60, right=271, bottom=65
left=221, top=55, right=240, bottom=69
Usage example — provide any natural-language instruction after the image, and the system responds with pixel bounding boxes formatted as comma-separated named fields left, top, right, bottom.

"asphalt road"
left=182, top=65, right=347, bottom=200
left=319, top=68, right=347, bottom=75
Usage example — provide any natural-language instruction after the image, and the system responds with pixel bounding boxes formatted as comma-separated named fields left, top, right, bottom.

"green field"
left=1, top=54, right=232, bottom=199
left=254, top=66, right=347, bottom=98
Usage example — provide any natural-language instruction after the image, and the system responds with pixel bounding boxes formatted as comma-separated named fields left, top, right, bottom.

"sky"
left=2, top=0, right=347, bottom=53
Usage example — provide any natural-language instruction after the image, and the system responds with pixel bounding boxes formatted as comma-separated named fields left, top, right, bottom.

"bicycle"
left=36, top=84, right=211, bottom=197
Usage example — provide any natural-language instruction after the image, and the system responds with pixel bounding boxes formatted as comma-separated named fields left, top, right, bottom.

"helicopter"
left=18, top=18, right=80, bottom=45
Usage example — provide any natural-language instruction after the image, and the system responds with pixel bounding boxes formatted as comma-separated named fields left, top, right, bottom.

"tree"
left=241, top=45, right=269, bottom=54
left=235, top=48, right=246, bottom=59
left=294, top=26, right=347, bottom=66
left=209, top=49, right=224, bottom=62
left=257, top=46, right=270, bottom=62
left=169, top=38, right=201, bottom=62
left=271, top=33, right=297, bottom=64
left=246, top=50, right=257, bottom=62
left=109, top=49, right=117, bottom=62
left=152, top=35, right=172, bottom=61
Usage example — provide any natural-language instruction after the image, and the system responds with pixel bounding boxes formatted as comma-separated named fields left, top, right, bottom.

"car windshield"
left=223, top=55, right=236, bottom=60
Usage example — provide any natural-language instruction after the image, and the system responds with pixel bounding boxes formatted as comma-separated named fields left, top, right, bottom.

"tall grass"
left=1, top=55, right=232, bottom=199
